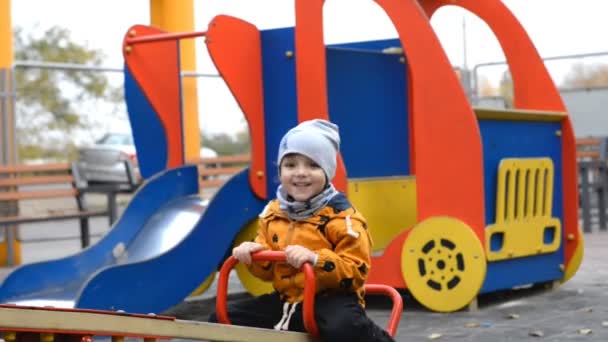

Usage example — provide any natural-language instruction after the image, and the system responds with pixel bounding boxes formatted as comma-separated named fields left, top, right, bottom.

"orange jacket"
left=248, top=193, right=372, bottom=305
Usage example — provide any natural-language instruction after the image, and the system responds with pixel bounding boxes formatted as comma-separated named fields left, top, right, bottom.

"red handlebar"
left=216, top=251, right=319, bottom=337
left=216, top=251, right=402, bottom=338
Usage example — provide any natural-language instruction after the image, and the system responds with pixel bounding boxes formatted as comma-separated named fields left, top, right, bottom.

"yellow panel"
left=486, top=158, right=562, bottom=261
left=401, top=217, right=486, bottom=312
left=474, top=107, right=567, bottom=122
left=347, top=177, right=417, bottom=250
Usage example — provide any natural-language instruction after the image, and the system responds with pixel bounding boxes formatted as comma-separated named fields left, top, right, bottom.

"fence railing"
left=577, top=137, right=608, bottom=233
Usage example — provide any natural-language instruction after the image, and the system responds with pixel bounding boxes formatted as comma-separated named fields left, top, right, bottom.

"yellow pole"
left=150, top=0, right=200, bottom=162
left=0, top=0, right=13, bottom=69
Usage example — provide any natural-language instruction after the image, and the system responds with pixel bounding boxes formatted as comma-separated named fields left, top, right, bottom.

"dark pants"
left=209, top=292, right=394, bottom=342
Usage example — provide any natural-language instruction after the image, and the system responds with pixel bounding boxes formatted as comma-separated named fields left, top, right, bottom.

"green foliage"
left=562, top=63, right=608, bottom=89
left=13, top=26, right=121, bottom=161
left=201, top=128, right=250, bottom=156
left=498, top=70, right=513, bottom=108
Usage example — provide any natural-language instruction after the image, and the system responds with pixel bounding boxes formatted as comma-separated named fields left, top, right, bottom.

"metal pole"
left=13, top=60, right=220, bottom=78
left=471, top=51, right=608, bottom=99
left=13, top=61, right=123, bottom=73
left=125, top=30, right=207, bottom=45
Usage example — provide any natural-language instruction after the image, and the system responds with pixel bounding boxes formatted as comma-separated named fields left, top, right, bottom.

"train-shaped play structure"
left=0, top=1, right=583, bottom=338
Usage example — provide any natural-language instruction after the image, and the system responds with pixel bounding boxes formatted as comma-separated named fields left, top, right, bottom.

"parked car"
left=77, top=131, right=218, bottom=185
left=77, top=132, right=139, bottom=185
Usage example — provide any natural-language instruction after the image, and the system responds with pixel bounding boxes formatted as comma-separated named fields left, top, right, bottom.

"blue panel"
left=481, top=252, right=562, bottom=293
left=329, top=38, right=402, bottom=51
left=124, top=67, right=168, bottom=179
left=0, top=166, right=199, bottom=303
left=327, top=46, right=409, bottom=177
left=76, top=169, right=265, bottom=313
left=478, top=119, right=564, bottom=292
left=259, top=28, right=409, bottom=183
left=259, top=28, right=299, bottom=193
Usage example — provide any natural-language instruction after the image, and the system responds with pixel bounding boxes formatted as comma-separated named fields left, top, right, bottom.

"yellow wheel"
left=401, top=217, right=486, bottom=312
left=562, top=225, right=585, bottom=283
left=234, top=219, right=274, bottom=296
left=189, top=271, right=216, bottom=297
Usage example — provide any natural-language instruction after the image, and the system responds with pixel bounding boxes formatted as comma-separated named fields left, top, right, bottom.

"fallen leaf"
left=577, top=329, right=593, bottom=335
left=529, top=330, right=544, bottom=337
left=428, top=333, right=442, bottom=340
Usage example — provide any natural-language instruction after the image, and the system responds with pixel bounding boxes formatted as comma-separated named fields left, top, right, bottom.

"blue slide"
left=0, top=165, right=265, bottom=314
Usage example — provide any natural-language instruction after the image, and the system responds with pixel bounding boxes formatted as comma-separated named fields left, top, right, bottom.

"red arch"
left=422, top=0, right=579, bottom=270
left=374, top=0, right=486, bottom=240
left=293, top=0, right=347, bottom=193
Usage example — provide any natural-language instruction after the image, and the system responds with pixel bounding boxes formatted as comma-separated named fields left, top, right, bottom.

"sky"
left=10, top=0, right=608, bottom=139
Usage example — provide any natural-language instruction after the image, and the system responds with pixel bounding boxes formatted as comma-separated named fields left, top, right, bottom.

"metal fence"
left=579, top=159, right=608, bottom=233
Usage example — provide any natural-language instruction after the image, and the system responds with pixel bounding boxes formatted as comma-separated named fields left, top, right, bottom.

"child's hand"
left=233, top=242, right=264, bottom=264
left=285, top=245, right=317, bottom=268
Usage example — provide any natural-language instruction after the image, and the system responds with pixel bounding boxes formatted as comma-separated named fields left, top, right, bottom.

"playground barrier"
left=576, top=137, right=608, bottom=232
left=578, top=160, right=607, bottom=233
left=0, top=162, right=138, bottom=264
left=0, top=162, right=108, bottom=248
left=576, top=137, right=607, bottom=161
left=190, top=154, right=250, bottom=192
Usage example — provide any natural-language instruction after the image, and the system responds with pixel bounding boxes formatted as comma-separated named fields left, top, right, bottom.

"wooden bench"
left=0, top=162, right=109, bottom=252
left=576, top=137, right=606, bottom=160
left=189, top=154, right=251, bottom=197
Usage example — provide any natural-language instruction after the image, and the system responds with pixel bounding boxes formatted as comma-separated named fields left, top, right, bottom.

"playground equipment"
left=0, top=0, right=582, bottom=318
left=0, top=304, right=314, bottom=342
left=216, top=251, right=403, bottom=339
left=0, top=252, right=402, bottom=342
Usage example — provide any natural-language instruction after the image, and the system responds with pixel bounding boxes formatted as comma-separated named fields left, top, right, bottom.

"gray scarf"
left=276, top=183, right=339, bottom=221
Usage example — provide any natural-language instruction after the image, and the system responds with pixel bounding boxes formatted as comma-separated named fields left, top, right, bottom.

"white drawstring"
left=274, top=302, right=300, bottom=331
left=274, top=302, right=290, bottom=330
left=281, top=302, right=299, bottom=330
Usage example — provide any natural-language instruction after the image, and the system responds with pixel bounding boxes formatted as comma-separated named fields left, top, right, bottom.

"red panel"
left=367, top=230, right=409, bottom=289
left=374, top=0, right=486, bottom=241
left=123, top=25, right=184, bottom=169
left=294, top=0, right=347, bottom=193
left=423, top=0, right=579, bottom=269
left=206, top=16, right=267, bottom=199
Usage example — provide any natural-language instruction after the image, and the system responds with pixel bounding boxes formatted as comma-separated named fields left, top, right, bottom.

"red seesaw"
left=216, top=250, right=403, bottom=339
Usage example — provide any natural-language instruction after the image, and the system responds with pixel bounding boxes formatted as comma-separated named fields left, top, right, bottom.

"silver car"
left=77, top=132, right=139, bottom=185
left=77, top=132, right=219, bottom=185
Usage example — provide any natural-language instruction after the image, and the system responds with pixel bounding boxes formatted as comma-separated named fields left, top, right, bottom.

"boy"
left=209, top=119, right=394, bottom=342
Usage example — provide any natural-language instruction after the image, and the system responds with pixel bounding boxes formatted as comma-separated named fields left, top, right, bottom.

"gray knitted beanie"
left=277, top=119, right=341, bottom=180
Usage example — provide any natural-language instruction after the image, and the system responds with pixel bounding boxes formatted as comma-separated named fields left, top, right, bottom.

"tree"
left=13, top=26, right=122, bottom=161
left=562, top=63, right=608, bottom=89
left=498, top=70, right=514, bottom=108
left=201, top=127, right=250, bottom=156
left=477, top=75, right=498, bottom=97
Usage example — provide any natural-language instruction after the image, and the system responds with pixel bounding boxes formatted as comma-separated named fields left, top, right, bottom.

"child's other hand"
left=285, top=245, right=317, bottom=268
left=233, top=242, right=264, bottom=264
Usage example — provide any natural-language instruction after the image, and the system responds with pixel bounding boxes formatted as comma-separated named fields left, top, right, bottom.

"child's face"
left=279, top=153, right=326, bottom=202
